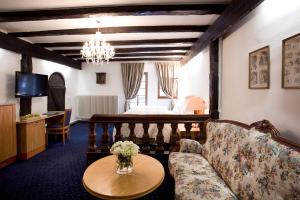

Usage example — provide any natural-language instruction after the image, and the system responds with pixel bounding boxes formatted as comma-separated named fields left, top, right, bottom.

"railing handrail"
left=89, top=114, right=210, bottom=124
left=87, top=114, right=211, bottom=159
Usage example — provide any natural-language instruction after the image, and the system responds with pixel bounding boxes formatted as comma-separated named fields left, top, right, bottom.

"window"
left=158, top=78, right=178, bottom=99
left=130, top=72, right=148, bottom=108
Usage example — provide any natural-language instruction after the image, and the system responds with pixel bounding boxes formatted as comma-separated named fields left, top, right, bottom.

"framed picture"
left=282, top=33, right=300, bottom=89
left=249, top=46, right=270, bottom=89
left=96, top=72, right=106, bottom=84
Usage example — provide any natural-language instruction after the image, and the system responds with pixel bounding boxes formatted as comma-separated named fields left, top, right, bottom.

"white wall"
left=79, top=61, right=171, bottom=113
left=178, top=47, right=210, bottom=112
left=32, top=58, right=79, bottom=122
left=0, top=48, right=79, bottom=122
left=221, top=0, right=300, bottom=141
left=0, top=49, right=21, bottom=113
left=78, top=62, right=125, bottom=113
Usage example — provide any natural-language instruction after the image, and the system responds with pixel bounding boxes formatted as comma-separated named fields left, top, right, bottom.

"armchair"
left=46, top=109, right=72, bottom=144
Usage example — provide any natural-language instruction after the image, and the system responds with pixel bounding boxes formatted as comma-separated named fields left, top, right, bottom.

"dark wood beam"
left=181, top=0, right=265, bottom=65
left=0, top=32, right=81, bottom=69
left=0, top=4, right=227, bottom=22
left=9, top=26, right=208, bottom=37
left=79, top=57, right=181, bottom=62
left=20, top=54, right=33, bottom=116
left=54, top=47, right=190, bottom=54
left=67, top=52, right=185, bottom=59
left=35, top=38, right=197, bottom=47
left=209, top=40, right=219, bottom=119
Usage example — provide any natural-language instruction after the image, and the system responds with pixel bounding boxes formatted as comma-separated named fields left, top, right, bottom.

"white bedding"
left=113, top=106, right=175, bottom=143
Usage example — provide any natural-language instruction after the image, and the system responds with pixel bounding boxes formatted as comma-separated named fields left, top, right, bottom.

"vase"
left=116, top=155, right=133, bottom=174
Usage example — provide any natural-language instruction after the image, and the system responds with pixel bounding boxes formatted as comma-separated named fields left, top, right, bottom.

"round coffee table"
left=82, top=154, right=165, bottom=200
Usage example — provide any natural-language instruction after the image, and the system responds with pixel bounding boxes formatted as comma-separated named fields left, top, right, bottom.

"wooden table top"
left=16, top=112, right=64, bottom=124
left=82, top=154, right=165, bottom=200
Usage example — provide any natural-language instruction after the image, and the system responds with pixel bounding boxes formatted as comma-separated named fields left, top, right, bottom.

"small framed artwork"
left=249, top=46, right=270, bottom=89
left=96, top=72, right=106, bottom=84
left=282, top=33, right=300, bottom=89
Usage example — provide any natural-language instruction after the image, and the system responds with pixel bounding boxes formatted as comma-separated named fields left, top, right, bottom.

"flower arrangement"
left=110, top=141, right=139, bottom=174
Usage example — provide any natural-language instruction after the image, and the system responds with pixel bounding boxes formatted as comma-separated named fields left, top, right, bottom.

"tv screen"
left=15, top=72, right=48, bottom=97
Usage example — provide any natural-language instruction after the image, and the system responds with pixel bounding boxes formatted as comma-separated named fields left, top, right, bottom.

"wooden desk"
left=16, top=112, right=64, bottom=160
left=83, top=154, right=165, bottom=200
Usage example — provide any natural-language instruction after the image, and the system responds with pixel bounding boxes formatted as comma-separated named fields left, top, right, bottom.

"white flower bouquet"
left=110, top=141, right=139, bottom=174
left=110, top=141, right=139, bottom=157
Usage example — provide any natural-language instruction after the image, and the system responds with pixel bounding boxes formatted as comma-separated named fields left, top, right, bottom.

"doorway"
left=48, top=72, right=66, bottom=111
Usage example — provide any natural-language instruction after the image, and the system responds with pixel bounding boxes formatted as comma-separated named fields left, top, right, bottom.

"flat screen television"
left=15, top=72, right=48, bottom=97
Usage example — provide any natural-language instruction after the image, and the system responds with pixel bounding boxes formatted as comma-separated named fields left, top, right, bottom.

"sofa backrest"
left=201, top=120, right=300, bottom=200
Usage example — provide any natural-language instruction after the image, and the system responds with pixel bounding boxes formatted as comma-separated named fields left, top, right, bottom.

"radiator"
left=76, top=95, right=119, bottom=119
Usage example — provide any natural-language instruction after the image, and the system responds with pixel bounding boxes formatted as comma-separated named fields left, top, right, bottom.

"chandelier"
left=81, top=22, right=115, bottom=64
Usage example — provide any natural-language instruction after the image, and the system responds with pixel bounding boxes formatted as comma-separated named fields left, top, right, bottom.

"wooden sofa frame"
left=202, top=119, right=300, bottom=151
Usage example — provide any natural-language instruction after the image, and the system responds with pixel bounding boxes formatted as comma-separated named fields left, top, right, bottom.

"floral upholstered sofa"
left=169, top=120, right=300, bottom=200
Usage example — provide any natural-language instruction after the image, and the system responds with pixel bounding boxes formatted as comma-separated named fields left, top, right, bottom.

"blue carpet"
left=0, top=122, right=173, bottom=200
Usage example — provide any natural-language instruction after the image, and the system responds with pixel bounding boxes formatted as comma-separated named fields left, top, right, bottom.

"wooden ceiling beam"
left=0, top=32, right=81, bottom=69
left=9, top=26, right=208, bottom=37
left=181, top=0, right=265, bottom=65
left=35, top=38, right=197, bottom=47
left=0, top=4, right=228, bottom=22
left=54, top=47, right=190, bottom=54
left=67, top=52, right=185, bottom=59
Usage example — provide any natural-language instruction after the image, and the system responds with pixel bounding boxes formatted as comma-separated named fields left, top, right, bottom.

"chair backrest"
left=63, top=108, right=72, bottom=126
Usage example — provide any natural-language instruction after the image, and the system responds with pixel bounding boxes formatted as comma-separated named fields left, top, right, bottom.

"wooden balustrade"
left=87, top=114, right=210, bottom=159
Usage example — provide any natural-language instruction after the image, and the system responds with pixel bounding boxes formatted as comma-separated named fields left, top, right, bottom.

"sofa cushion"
left=179, top=139, right=203, bottom=154
left=169, top=152, right=237, bottom=200
left=202, top=121, right=300, bottom=200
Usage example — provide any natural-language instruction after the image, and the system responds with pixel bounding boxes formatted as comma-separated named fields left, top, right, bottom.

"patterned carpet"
left=0, top=122, right=174, bottom=200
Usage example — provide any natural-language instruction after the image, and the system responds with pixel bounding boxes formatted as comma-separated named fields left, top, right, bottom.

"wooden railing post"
left=142, top=123, right=150, bottom=153
left=128, top=123, right=135, bottom=141
left=170, top=123, right=178, bottom=151
left=156, top=123, right=164, bottom=153
left=100, top=123, right=109, bottom=152
left=198, top=122, right=206, bottom=143
left=115, top=123, right=122, bottom=142
left=88, top=122, right=96, bottom=152
left=184, top=123, right=192, bottom=139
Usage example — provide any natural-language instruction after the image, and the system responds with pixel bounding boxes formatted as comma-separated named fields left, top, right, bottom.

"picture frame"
left=249, top=46, right=270, bottom=89
left=96, top=72, right=106, bottom=84
left=282, top=33, right=300, bottom=89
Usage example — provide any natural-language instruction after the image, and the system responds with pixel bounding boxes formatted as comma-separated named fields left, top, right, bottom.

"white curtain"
left=155, top=62, right=180, bottom=109
left=155, top=62, right=179, bottom=98
left=121, top=63, right=144, bottom=111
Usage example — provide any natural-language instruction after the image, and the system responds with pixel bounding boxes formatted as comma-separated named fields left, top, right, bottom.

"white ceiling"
left=0, top=0, right=231, bottom=11
left=21, top=32, right=202, bottom=43
left=0, top=0, right=231, bottom=62
left=0, top=15, right=218, bottom=32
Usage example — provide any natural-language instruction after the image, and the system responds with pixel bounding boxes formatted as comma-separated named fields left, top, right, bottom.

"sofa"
left=168, top=120, right=300, bottom=200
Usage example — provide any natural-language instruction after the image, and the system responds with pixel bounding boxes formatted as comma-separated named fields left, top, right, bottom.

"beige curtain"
left=121, top=63, right=144, bottom=111
left=155, top=62, right=179, bottom=99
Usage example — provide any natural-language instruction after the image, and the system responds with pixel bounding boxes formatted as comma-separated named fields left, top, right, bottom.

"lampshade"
left=184, top=96, right=205, bottom=114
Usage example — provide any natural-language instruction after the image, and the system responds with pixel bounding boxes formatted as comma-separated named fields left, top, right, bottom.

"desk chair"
left=46, top=109, right=72, bottom=144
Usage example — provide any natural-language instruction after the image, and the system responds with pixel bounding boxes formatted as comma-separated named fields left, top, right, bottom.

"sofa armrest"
left=179, top=139, right=202, bottom=154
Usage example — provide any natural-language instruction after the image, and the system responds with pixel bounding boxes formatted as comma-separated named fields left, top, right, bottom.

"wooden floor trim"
left=18, top=145, right=46, bottom=160
left=0, top=156, right=17, bottom=169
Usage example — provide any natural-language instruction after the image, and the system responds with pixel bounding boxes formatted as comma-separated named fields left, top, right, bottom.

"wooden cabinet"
left=17, top=118, right=46, bottom=160
left=0, top=104, right=17, bottom=168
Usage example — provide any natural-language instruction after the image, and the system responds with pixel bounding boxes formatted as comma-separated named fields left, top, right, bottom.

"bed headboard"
left=76, top=95, right=118, bottom=119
